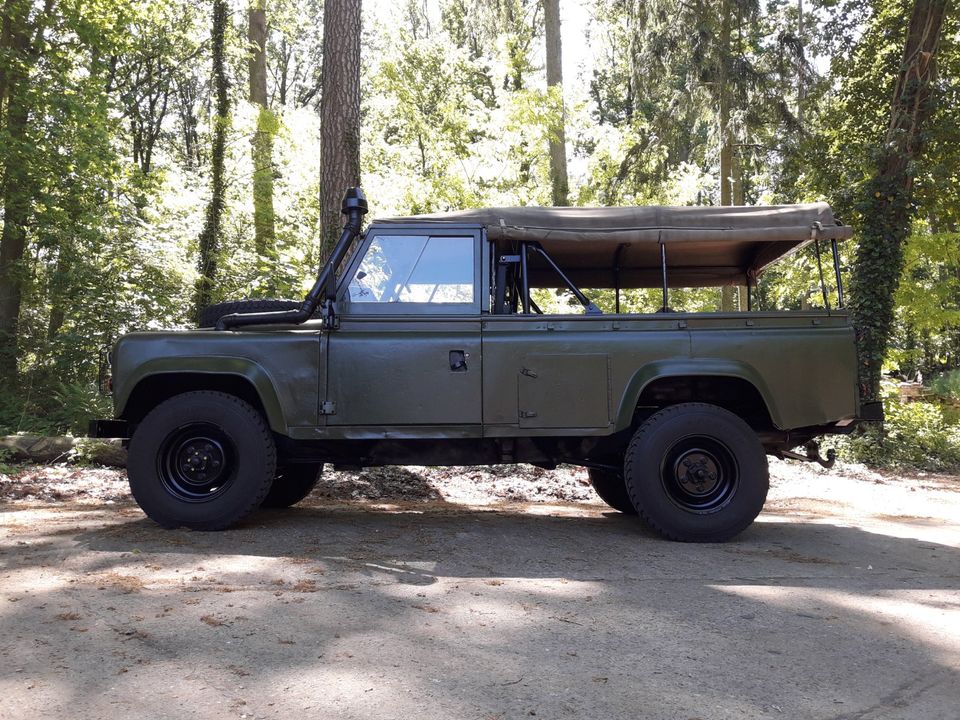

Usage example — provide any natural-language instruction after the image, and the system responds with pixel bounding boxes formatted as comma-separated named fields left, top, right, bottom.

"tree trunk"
left=0, top=11, right=11, bottom=117
left=849, top=0, right=948, bottom=402
left=731, top=146, right=748, bottom=310
left=797, top=0, right=804, bottom=126
left=46, top=250, right=70, bottom=341
left=544, top=0, right=568, bottom=206
left=177, top=76, right=201, bottom=170
left=718, top=0, right=737, bottom=313
left=718, top=0, right=733, bottom=209
left=318, top=0, right=362, bottom=262
left=0, top=85, right=29, bottom=381
left=249, top=0, right=276, bottom=276
left=0, top=1, right=45, bottom=383
left=194, top=0, right=231, bottom=321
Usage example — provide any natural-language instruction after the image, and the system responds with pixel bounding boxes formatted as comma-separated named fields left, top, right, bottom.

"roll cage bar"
left=492, top=224, right=846, bottom=316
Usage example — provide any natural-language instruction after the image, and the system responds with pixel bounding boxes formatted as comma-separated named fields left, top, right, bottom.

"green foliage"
left=930, top=370, right=960, bottom=403
left=0, top=448, right=17, bottom=476
left=830, top=387, right=960, bottom=471
left=0, top=381, right=111, bottom=437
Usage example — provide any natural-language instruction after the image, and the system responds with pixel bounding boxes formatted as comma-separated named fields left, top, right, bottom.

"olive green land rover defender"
left=91, top=188, right=878, bottom=542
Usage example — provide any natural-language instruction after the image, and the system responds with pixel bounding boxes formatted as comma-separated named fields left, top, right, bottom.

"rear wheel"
left=624, top=402, right=768, bottom=542
left=262, top=464, right=322, bottom=508
left=587, top=468, right=636, bottom=514
left=127, top=391, right=276, bottom=530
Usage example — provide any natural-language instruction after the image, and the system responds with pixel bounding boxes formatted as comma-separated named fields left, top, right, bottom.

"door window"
left=348, top=235, right=475, bottom=305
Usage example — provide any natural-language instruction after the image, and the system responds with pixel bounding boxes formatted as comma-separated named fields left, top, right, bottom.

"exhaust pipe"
left=217, top=188, right=369, bottom=330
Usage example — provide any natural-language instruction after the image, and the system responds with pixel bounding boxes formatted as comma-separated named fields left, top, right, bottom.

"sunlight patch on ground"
left=711, top=584, right=960, bottom=660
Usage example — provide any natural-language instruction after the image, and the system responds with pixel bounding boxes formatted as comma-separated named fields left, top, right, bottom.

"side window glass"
left=349, top=235, right=474, bottom=304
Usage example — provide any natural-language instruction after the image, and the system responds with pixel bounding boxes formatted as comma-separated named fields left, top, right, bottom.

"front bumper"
left=89, top=419, right=129, bottom=439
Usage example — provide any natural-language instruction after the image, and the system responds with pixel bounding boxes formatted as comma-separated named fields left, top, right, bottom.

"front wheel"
left=127, top=391, right=276, bottom=530
left=624, top=403, right=768, bottom=542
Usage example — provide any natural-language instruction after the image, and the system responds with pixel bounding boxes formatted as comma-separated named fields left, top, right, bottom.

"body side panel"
left=481, top=316, right=691, bottom=433
left=687, top=314, right=858, bottom=429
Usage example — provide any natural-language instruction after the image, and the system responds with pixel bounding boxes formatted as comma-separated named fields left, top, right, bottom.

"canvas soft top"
left=376, top=202, right=853, bottom=287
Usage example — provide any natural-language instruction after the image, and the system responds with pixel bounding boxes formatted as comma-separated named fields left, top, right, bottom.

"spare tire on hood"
left=198, top=299, right=302, bottom=328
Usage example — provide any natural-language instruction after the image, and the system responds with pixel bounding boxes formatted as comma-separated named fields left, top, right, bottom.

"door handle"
left=449, top=350, right=468, bottom=372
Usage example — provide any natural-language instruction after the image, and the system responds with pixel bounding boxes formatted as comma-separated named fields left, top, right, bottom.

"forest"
left=0, top=0, right=958, bottom=468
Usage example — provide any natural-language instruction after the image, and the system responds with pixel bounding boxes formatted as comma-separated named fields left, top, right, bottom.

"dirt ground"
left=1, top=459, right=958, bottom=720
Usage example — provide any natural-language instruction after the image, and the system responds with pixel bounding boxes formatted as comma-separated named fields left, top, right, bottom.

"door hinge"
left=519, top=410, right=538, bottom=419
left=320, top=400, right=337, bottom=415
left=520, top=367, right=538, bottom=378
left=321, top=300, right=340, bottom=330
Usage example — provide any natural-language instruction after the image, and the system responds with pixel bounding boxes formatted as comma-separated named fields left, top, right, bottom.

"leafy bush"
left=0, top=448, right=16, bottom=475
left=0, top=382, right=111, bottom=437
left=829, top=387, right=960, bottom=471
left=930, top=369, right=960, bottom=403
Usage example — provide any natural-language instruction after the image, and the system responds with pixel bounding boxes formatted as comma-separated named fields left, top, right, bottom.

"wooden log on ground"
left=0, top=435, right=127, bottom=467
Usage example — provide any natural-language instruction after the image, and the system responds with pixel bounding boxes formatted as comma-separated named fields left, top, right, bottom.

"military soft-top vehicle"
left=91, top=188, right=878, bottom=542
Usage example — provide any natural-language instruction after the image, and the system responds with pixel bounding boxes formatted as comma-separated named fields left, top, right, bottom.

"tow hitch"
left=778, top=440, right=836, bottom=469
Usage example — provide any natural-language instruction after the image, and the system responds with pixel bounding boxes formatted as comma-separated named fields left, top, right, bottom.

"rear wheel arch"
left=616, top=366, right=781, bottom=432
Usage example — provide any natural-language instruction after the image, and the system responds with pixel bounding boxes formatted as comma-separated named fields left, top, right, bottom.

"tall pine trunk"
left=0, top=0, right=50, bottom=382
left=849, top=0, right=948, bottom=402
left=249, top=0, right=276, bottom=282
left=194, top=0, right=230, bottom=321
left=718, top=0, right=738, bottom=312
left=318, top=0, right=361, bottom=262
left=0, top=74, right=29, bottom=381
left=544, top=0, right=569, bottom=206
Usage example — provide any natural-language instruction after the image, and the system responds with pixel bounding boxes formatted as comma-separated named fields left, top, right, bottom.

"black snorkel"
left=216, top=187, right=368, bottom=331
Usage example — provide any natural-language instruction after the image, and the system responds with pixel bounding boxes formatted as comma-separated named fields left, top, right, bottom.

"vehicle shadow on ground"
left=70, top=504, right=960, bottom=591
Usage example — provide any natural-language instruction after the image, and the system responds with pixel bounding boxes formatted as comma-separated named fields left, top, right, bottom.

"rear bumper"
left=818, top=401, right=884, bottom=436
left=89, top=419, right=129, bottom=439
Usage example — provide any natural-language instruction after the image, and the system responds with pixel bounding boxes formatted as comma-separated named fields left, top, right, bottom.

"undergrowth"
left=826, top=384, right=960, bottom=472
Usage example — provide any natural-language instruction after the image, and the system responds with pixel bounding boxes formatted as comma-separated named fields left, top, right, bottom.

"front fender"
left=115, top=356, right=288, bottom=432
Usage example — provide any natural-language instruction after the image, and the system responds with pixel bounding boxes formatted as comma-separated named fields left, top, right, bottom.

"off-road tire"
left=198, top=299, right=301, bottom=328
left=624, top=402, right=768, bottom=542
left=127, top=391, right=276, bottom=530
left=587, top=468, right=637, bottom=514
left=261, top=464, right=322, bottom=508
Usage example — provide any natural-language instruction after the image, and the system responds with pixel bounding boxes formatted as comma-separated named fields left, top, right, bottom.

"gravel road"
left=1, top=460, right=958, bottom=719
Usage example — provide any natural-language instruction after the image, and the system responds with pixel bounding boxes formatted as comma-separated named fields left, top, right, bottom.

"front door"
left=325, top=229, right=483, bottom=429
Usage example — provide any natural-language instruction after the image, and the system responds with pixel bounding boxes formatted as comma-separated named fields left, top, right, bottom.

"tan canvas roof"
left=375, top=202, right=853, bottom=287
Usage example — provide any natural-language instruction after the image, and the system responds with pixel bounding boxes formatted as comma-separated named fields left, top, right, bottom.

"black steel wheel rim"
left=157, top=423, right=237, bottom=503
left=660, top=435, right=739, bottom=513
